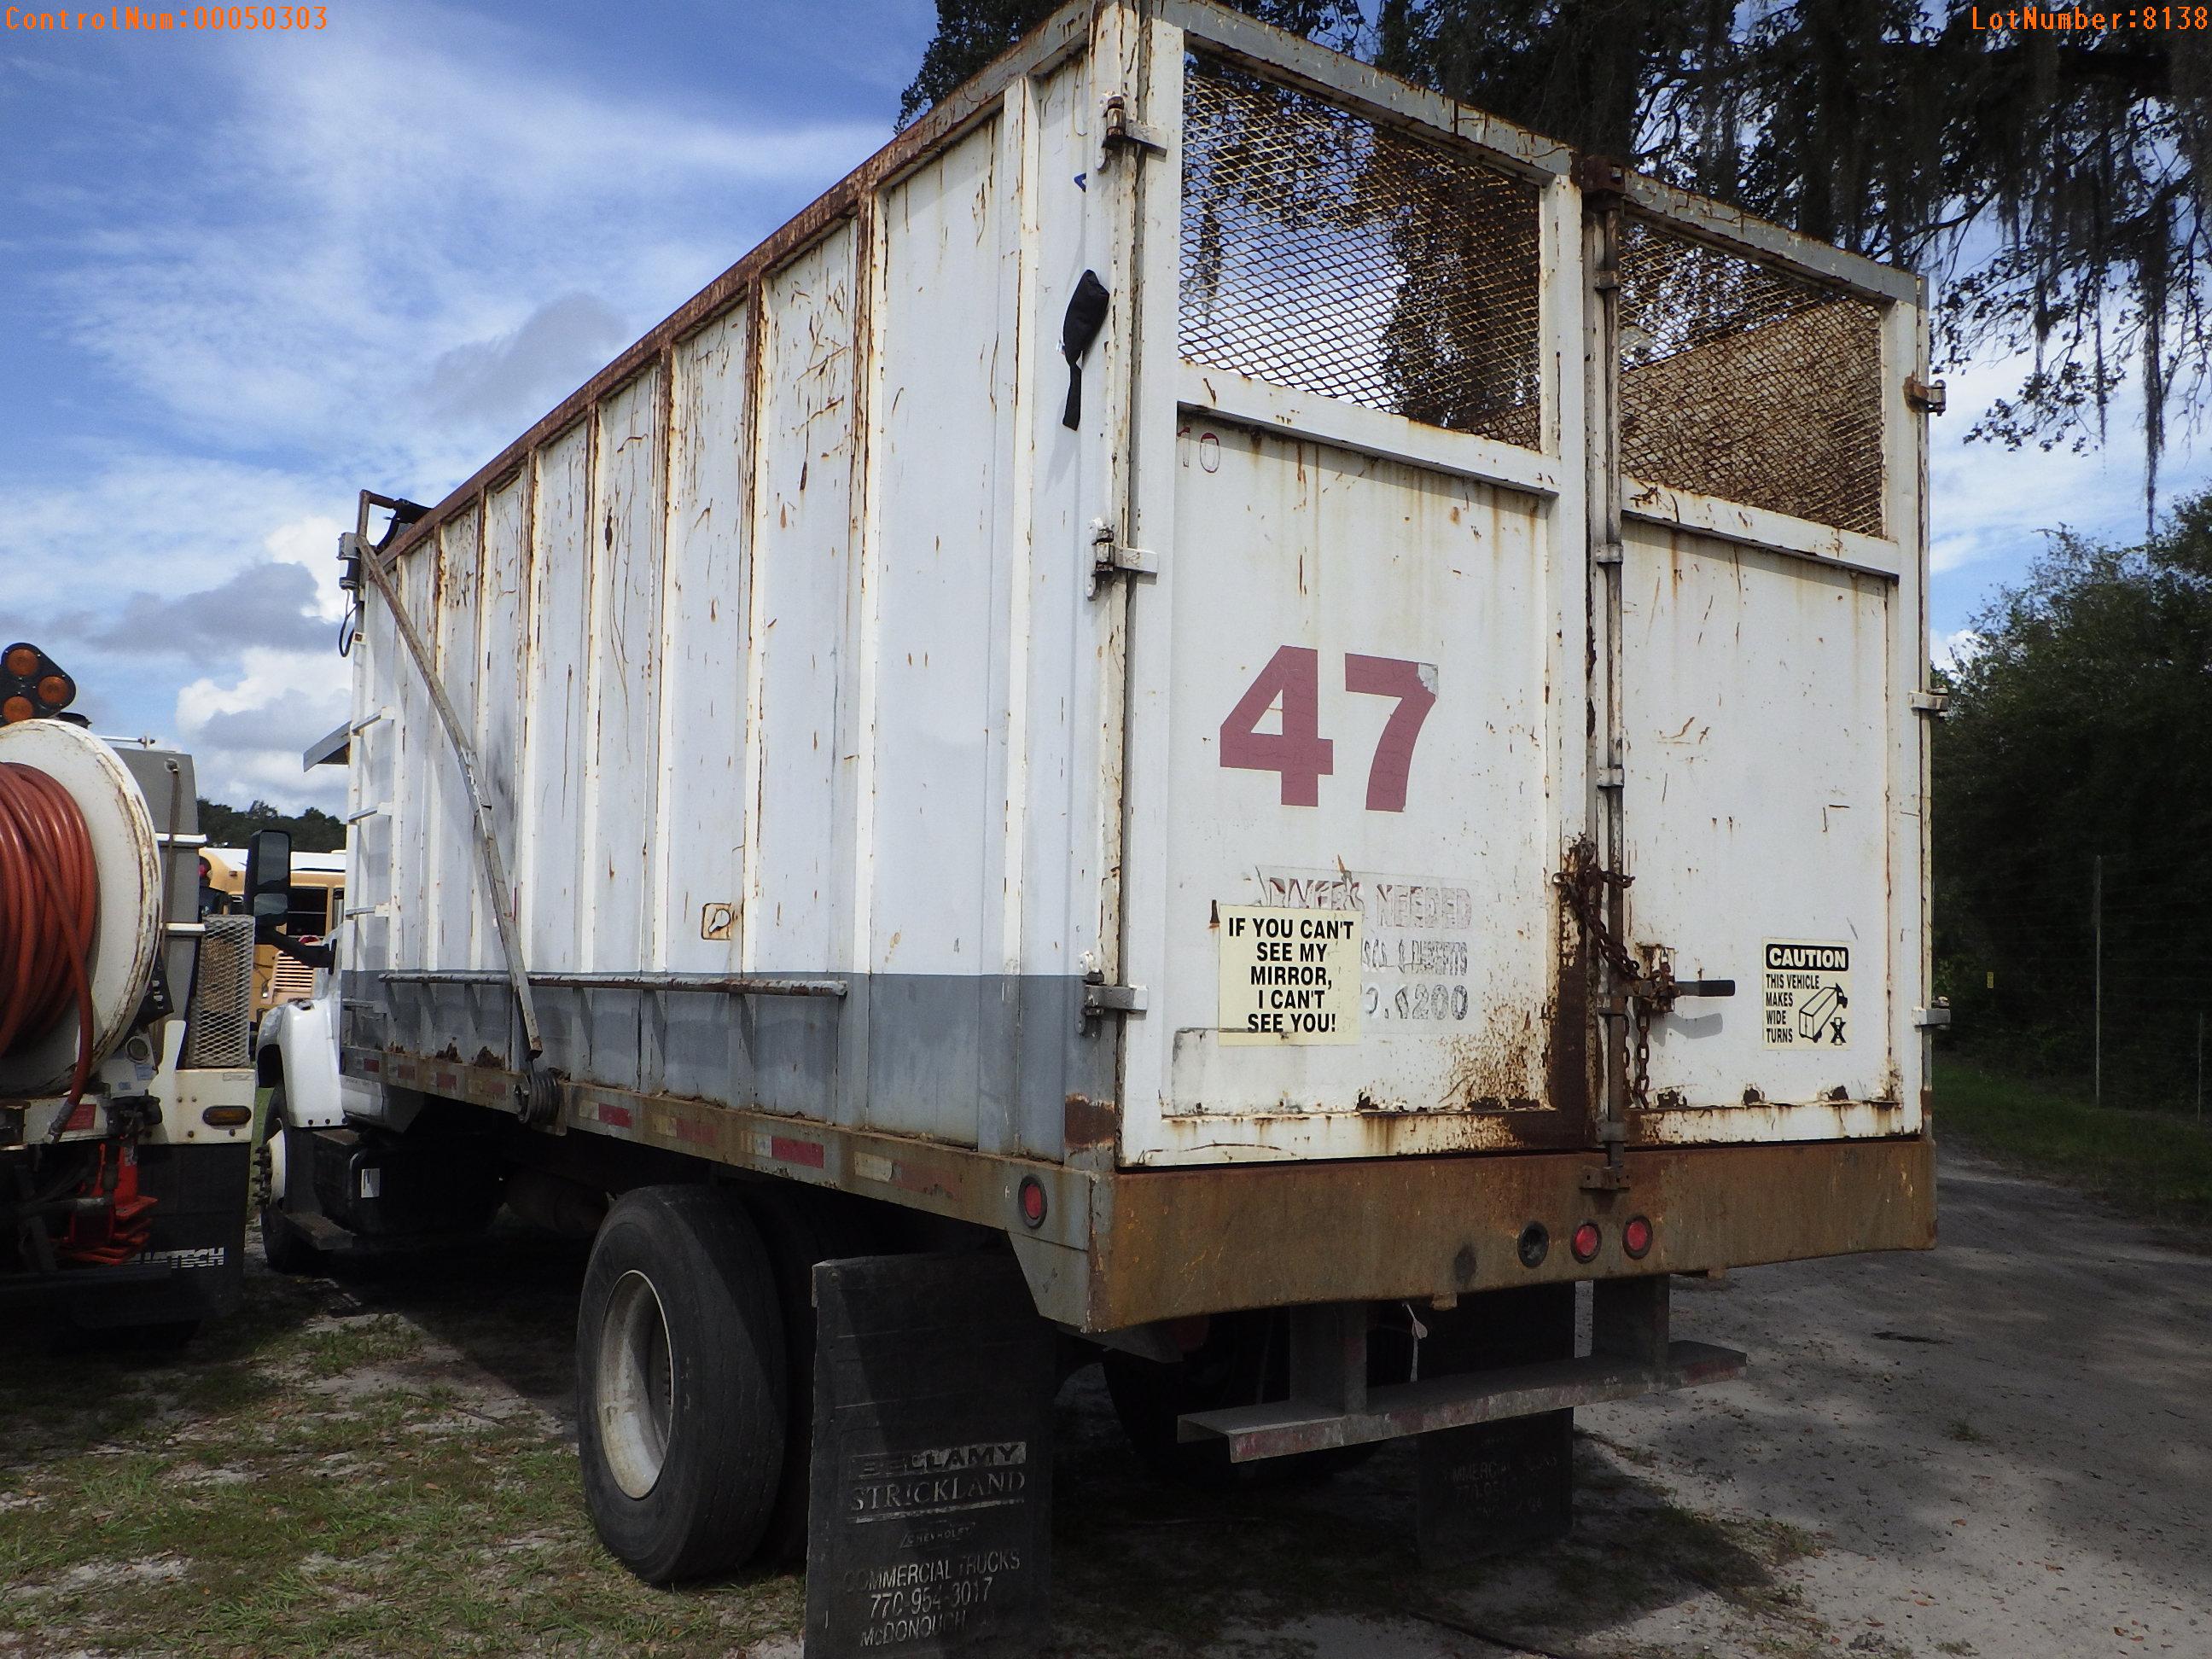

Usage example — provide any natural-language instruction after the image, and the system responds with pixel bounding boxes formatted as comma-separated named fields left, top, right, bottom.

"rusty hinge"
left=1089, top=519, right=1158, bottom=595
left=1101, top=94, right=1166, bottom=157
left=1575, top=154, right=1628, bottom=200
left=1906, top=375, right=1947, bottom=414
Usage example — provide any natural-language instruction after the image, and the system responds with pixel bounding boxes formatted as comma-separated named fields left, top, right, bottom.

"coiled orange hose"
left=0, top=760, right=98, bottom=1109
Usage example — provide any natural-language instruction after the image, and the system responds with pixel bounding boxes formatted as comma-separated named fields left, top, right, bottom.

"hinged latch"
left=1080, top=975, right=1148, bottom=1034
left=1908, top=689, right=1950, bottom=718
left=1906, top=375, right=1947, bottom=414
left=1083, top=982, right=1148, bottom=1016
left=1913, top=1001, right=1953, bottom=1029
left=1101, top=93, right=1166, bottom=157
left=1089, top=519, right=1159, bottom=594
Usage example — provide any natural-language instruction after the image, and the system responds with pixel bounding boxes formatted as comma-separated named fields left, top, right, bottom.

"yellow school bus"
left=201, top=846, right=345, bottom=1017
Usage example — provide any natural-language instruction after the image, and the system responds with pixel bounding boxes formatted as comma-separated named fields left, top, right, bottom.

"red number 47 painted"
left=1219, top=646, right=1437, bottom=812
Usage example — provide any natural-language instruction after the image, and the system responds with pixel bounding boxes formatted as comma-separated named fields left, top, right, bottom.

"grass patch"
left=0, top=1235, right=800, bottom=1657
left=1936, top=1057, right=2212, bottom=1231
left=298, top=1313, right=424, bottom=1380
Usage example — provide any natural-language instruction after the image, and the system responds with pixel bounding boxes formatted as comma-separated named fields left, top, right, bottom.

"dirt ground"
left=4, top=1143, right=2208, bottom=1657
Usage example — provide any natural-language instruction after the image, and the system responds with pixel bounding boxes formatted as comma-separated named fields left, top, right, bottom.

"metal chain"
left=1554, top=838, right=1673, bottom=1112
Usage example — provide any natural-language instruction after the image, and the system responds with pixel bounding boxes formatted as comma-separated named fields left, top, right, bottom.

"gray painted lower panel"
left=343, top=970, right=1115, bottom=1163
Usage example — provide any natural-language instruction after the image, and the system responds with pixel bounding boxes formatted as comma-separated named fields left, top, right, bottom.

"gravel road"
left=1558, top=1144, right=2212, bottom=1659
left=1113, top=1143, right=2212, bottom=1659
left=15, top=1142, right=2203, bottom=1657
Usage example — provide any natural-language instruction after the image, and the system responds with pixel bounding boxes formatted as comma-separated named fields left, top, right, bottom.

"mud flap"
left=63, top=1142, right=249, bottom=1329
left=806, top=1252, right=1057, bottom=1657
left=1414, top=1284, right=1575, bottom=1565
left=1417, top=1412, right=1575, bottom=1564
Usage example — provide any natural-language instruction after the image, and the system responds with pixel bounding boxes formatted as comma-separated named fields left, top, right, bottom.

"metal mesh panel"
left=1179, top=60, right=1544, bottom=448
left=182, top=915, right=256, bottom=1069
left=1618, top=218, right=1886, bottom=535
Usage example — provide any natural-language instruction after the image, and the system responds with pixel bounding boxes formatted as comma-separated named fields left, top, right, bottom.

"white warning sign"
left=1218, top=905, right=1362, bottom=1045
left=1762, top=940, right=1851, bottom=1048
left=1255, top=868, right=1475, bottom=1027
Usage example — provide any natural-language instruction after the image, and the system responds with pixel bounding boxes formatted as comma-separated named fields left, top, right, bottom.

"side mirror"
left=243, top=829, right=294, bottom=925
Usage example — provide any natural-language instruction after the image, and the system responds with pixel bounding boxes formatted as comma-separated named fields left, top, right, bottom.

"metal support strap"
left=1585, top=176, right=1632, bottom=1179
left=342, top=519, right=546, bottom=1073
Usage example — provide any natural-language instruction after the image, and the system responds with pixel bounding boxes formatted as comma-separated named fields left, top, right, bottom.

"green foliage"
left=1936, top=1059, right=2212, bottom=1229
left=904, top=1, right=2209, bottom=498
left=195, top=796, right=346, bottom=853
left=1934, top=492, right=2212, bottom=1108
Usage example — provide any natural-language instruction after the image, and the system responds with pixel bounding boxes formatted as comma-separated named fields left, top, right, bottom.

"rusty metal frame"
left=1180, top=1338, right=1744, bottom=1462
left=345, top=1042, right=1930, bottom=1332
left=1081, top=1132, right=1932, bottom=1330
left=372, top=0, right=1916, bottom=580
left=346, top=518, right=546, bottom=1066
left=372, top=2, right=1095, bottom=574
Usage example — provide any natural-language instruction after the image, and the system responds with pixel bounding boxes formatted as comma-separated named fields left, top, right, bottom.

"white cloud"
left=263, top=515, right=349, bottom=623
left=1930, top=627, right=1984, bottom=673
left=9, top=1, right=895, bottom=812
left=39, top=9, right=884, bottom=482
left=1929, top=340, right=2212, bottom=585
left=0, top=454, right=348, bottom=614
left=173, top=648, right=352, bottom=812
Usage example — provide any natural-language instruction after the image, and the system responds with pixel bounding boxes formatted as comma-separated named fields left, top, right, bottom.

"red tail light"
left=1623, top=1215, right=1654, bottom=1259
left=1571, top=1220, right=1602, bottom=1262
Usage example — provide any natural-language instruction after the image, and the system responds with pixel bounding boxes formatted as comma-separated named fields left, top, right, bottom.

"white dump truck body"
left=334, top=0, right=1933, bottom=1331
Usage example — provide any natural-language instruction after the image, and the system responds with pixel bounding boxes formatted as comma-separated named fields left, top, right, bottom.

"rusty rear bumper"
left=350, top=1045, right=1933, bottom=1336
left=1072, top=1134, right=1935, bottom=1331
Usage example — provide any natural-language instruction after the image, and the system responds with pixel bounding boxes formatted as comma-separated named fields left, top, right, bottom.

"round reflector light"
left=3, top=645, right=38, bottom=678
left=1571, top=1220, right=1602, bottom=1263
left=1623, top=1215, right=1654, bottom=1259
left=1516, top=1221, right=1549, bottom=1269
left=36, top=674, right=72, bottom=708
left=1017, top=1176, right=1047, bottom=1229
left=2, top=696, right=32, bottom=725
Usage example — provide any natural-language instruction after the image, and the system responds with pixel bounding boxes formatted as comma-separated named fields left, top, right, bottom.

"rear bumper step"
left=1178, top=1338, right=1746, bottom=1463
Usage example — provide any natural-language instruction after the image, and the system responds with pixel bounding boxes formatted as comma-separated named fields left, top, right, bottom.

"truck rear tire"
left=576, top=1185, right=788, bottom=1583
left=738, top=1185, right=880, bottom=1564
left=257, top=1086, right=321, bottom=1278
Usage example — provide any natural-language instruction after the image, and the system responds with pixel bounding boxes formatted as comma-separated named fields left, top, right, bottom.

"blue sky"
left=4, top=1, right=2203, bottom=811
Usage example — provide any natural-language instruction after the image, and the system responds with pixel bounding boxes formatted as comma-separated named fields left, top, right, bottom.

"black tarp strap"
left=1061, top=270, right=1109, bottom=430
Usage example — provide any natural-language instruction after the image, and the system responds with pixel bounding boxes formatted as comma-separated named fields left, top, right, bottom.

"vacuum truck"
left=0, top=643, right=259, bottom=1342
left=253, top=1, right=1939, bottom=1647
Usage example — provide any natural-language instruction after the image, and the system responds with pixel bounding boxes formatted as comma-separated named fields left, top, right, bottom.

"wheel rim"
left=597, top=1269, right=675, bottom=1499
left=265, top=1107, right=288, bottom=1207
